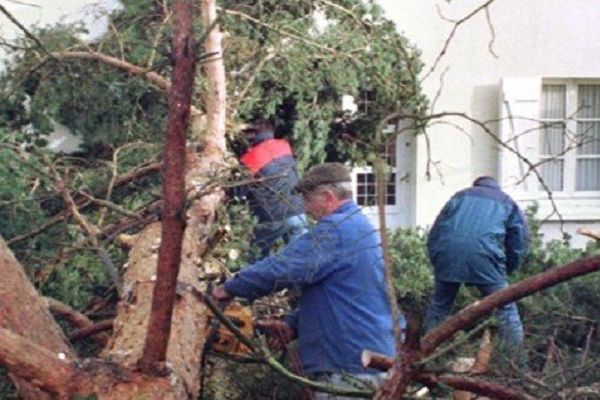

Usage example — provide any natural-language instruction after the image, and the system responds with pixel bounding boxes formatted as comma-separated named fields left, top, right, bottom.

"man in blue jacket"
left=424, top=176, right=528, bottom=351
left=213, top=163, right=395, bottom=397
left=236, top=119, right=307, bottom=258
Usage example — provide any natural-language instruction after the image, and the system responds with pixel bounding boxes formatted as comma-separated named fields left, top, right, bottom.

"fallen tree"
left=0, top=0, right=227, bottom=398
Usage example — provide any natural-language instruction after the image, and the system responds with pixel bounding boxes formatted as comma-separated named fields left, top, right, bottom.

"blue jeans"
left=251, top=214, right=308, bottom=259
left=424, top=280, right=524, bottom=351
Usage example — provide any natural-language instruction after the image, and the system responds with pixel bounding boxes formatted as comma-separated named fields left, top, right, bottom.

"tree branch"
left=423, top=0, right=497, bottom=81
left=7, top=160, right=160, bottom=246
left=51, top=51, right=171, bottom=90
left=45, top=297, right=110, bottom=346
left=415, top=373, right=534, bottom=400
left=0, top=3, right=56, bottom=59
left=68, top=320, right=113, bottom=343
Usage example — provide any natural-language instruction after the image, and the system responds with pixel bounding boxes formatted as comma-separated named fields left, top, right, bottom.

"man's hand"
left=256, top=319, right=296, bottom=351
left=211, top=285, right=232, bottom=302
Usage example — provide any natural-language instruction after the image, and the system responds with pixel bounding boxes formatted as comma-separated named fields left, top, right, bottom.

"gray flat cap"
left=295, top=162, right=351, bottom=194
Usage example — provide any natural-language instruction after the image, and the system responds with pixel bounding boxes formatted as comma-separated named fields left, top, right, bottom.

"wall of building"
left=376, top=0, right=600, bottom=246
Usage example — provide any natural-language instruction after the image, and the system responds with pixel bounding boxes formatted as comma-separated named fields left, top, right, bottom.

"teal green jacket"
left=427, top=177, right=528, bottom=285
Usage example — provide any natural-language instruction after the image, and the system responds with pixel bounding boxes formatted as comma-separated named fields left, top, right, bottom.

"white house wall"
left=377, top=0, right=600, bottom=247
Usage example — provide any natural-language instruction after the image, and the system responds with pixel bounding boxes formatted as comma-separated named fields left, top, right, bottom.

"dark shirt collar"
left=473, top=176, right=500, bottom=190
left=251, top=130, right=274, bottom=146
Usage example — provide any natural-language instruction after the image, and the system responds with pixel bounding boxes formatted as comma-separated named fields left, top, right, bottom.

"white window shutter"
left=499, top=77, right=542, bottom=198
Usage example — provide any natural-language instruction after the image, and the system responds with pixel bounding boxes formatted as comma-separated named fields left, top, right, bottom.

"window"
left=355, top=172, right=396, bottom=206
left=353, top=139, right=397, bottom=207
left=540, top=83, right=600, bottom=192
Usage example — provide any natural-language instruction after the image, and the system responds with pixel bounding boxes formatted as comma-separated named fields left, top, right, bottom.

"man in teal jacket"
left=213, top=163, right=394, bottom=396
left=424, top=176, right=528, bottom=351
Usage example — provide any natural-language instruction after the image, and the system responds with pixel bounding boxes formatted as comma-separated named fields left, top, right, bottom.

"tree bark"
left=0, top=327, right=79, bottom=397
left=0, top=237, right=75, bottom=400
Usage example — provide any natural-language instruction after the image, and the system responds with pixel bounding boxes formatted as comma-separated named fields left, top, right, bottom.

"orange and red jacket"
left=239, top=138, right=304, bottom=222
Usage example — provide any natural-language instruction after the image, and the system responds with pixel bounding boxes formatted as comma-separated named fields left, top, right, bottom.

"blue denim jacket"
left=427, top=177, right=528, bottom=285
left=224, top=201, right=395, bottom=374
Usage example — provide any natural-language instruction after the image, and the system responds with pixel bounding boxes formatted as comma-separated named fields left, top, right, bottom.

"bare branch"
left=485, top=6, right=499, bottom=58
left=423, top=0, right=497, bottom=81
left=68, top=320, right=113, bottom=343
left=416, top=373, right=534, bottom=400
left=0, top=2, right=56, bottom=59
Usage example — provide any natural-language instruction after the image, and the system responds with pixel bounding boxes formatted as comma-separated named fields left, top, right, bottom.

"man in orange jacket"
left=236, top=119, right=307, bottom=258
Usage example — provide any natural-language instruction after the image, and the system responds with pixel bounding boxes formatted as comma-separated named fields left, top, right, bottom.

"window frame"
left=540, top=79, right=600, bottom=197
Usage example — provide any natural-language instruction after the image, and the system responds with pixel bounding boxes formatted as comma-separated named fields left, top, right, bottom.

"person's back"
left=427, top=176, right=527, bottom=284
left=236, top=119, right=306, bottom=257
left=239, top=125, right=304, bottom=223
left=293, top=200, right=394, bottom=374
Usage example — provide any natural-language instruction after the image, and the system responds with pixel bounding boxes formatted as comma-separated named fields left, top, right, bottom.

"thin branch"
left=42, top=155, right=123, bottom=296
left=46, top=296, right=110, bottom=346
left=416, top=373, right=534, bottom=400
left=79, top=192, right=139, bottom=218
left=430, top=66, right=450, bottom=112
left=223, top=8, right=364, bottom=66
left=45, top=296, right=94, bottom=330
left=0, top=2, right=56, bottom=60
left=147, top=9, right=173, bottom=69
left=7, top=160, right=160, bottom=245
left=374, top=114, right=403, bottom=344
left=423, top=0, right=497, bottom=81
left=51, top=51, right=171, bottom=90
left=484, top=6, right=498, bottom=58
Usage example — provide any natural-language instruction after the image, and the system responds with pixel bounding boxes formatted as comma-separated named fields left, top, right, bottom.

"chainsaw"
left=204, top=301, right=255, bottom=356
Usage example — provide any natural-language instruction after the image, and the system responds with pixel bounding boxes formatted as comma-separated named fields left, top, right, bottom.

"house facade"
left=362, top=0, right=600, bottom=247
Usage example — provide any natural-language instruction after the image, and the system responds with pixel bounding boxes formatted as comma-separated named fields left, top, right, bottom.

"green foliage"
left=387, top=227, right=433, bottom=313
left=221, top=0, right=426, bottom=170
left=42, top=250, right=110, bottom=310
left=211, top=200, right=259, bottom=271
